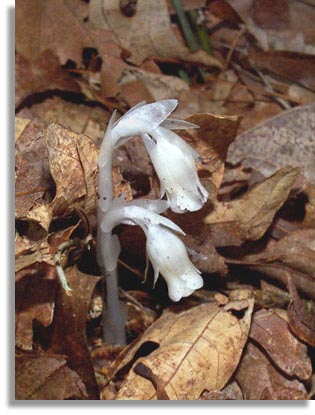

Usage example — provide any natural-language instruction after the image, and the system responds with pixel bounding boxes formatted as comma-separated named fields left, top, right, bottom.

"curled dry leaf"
left=183, top=113, right=242, bottom=191
left=115, top=299, right=254, bottom=400
left=205, top=167, right=300, bottom=240
left=235, top=342, right=308, bottom=400
left=45, top=124, right=98, bottom=216
left=89, top=0, right=222, bottom=68
left=249, top=309, right=312, bottom=381
left=227, top=104, right=315, bottom=183
left=15, top=352, right=88, bottom=400
left=50, top=266, right=101, bottom=399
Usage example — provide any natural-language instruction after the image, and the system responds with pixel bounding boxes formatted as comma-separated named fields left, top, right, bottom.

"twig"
left=221, top=26, right=245, bottom=73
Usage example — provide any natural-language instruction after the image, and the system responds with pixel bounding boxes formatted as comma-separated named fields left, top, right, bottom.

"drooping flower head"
left=101, top=197, right=203, bottom=301
left=143, top=126, right=208, bottom=213
left=98, top=100, right=208, bottom=214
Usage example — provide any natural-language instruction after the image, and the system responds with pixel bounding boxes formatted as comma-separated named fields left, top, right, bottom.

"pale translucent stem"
left=97, top=142, right=127, bottom=345
left=101, top=268, right=127, bottom=345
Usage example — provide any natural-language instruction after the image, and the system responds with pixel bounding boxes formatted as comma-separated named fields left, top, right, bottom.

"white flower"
left=111, top=99, right=178, bottom=144
left=100, top=198, right=203, bottom=301
left=145, top=225, right=203, bottom=302
left=142, top=126, right=208, bottom=213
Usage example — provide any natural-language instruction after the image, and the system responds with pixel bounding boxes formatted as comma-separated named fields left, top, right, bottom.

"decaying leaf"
left=15, top=234, right=54, bottom=273
left=15, top=50, right=80, bottom=108
left=183, top=113, right=242, bottom=190
left=115, top=299, right=254, bottom=400
left=89, top=0, right=222, bottom=68
left=50, top=266, right=101, bottom=399
left=205, top=167, right=300, bottom=240
left=45, top=123, right=98, bottom=216
left=249, top=309, right=312, bottom=381
left=235, top=342, right=308, bottom=400
left=232, top=228, right=315, bottom=300
left=200, top=381, right=243, bottom=400
left=16, top=268, right=56, bottom=350
left=227, top=104, right=315, bottom=183
left=287, top=277, right=315, bottom=347
left=15, top=352, right=88, bottom=400
left=226, top=0, right=315, bottom=55
left=119, top=67, right=189, bottom=104
left=15, top=118, right=54, bottom=232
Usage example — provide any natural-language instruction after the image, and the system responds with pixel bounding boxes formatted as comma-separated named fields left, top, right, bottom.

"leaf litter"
left=15, top=0, right=315, bottom=400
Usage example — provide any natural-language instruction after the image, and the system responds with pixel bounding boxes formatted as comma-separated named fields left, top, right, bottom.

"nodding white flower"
left=100, top=197, right=203, bottom=301
left=142, top=126, right=208, bottom=213
left=111, top=99, right=178, bottom=145
left=145, top=225, right=203, bottom=302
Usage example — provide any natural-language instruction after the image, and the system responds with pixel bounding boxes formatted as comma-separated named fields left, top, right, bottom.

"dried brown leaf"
left=45, top=123, right=98, bottom=216
left=16, top=269, right=56, bottom=350
left=287, top=277, right=315, bottom=347
left=115, top=299, right=254, bottom=400
left=15, top=234, right=54, bottom=273
left=250, top=51, right=315, bottom=92
left=50, top=266, right=101, bottom=399
left=205, top=167, right=300, bottom=240
left=226, top=0, right=315, bottom=54
left=183, top=113, right=242, bottom=191
left=228, top=104, right=315, bottom=183
left=15, top=352, right=88, bottom=400
left=15, top=50, right=80, bottom=108
left=235, top=342, right=308, bottom=400
left=200, top=381, right=243, bottom=400
left=15, top=118, right=54, bottom=231
left=89, top=0, right=222, bottom=68
left=249, top=309, right=312, bottom=381
left=235, top=229, right=315, bottom=300
left=119, top=67, right=189, bottom=104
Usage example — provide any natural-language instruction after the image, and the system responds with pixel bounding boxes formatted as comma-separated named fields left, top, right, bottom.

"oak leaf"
left=115, top=299, right=254, bottom=400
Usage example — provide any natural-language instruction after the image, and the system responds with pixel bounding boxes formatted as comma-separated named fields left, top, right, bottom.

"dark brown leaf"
left=50, top=266, right=101, bottom=399
left=249, top=309, right=312, bottom=381
left=15, top=352, right=88, bottom=400
left=235, top=342, right=308, bottom=400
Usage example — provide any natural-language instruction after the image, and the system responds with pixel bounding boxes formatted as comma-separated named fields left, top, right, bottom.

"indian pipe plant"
left=97, top=100, right=208, bottom=345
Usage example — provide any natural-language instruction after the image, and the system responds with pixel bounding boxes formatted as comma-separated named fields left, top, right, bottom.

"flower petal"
left=161, top=118, right=199, bottom=130
left=112, top=100, right=178, bottom=138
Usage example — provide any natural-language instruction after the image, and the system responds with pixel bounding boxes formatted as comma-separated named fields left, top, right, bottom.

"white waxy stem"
left=142, top=127, right=208, bottom=213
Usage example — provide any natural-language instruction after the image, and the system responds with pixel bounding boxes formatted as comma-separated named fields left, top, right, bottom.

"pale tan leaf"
left=227, top=104, right=315, bottom=183
left=205, top=167, right=300, bottom=240
left=15, top=117, right=31, bottom=141
left=116, top=299, right=254, bottom=400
